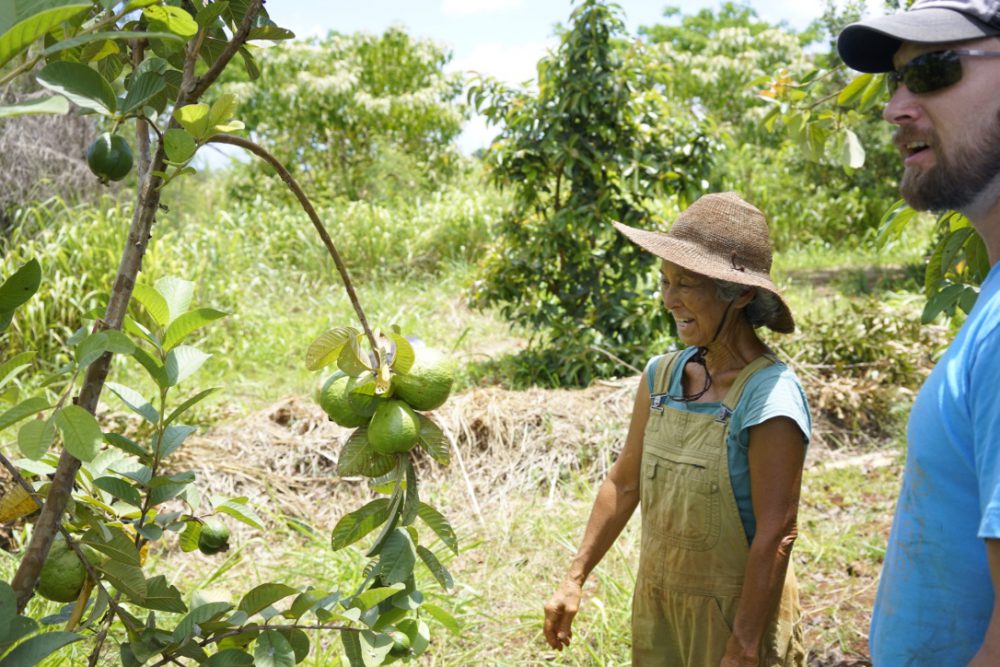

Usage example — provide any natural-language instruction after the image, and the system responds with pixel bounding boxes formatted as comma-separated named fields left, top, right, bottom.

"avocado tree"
left=0, top=2, right=459, bottom=664
left=468, top=0, right=717, bottom=387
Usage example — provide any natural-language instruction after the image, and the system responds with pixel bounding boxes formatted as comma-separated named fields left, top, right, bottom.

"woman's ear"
left=735, top=286, right=756, bottom=309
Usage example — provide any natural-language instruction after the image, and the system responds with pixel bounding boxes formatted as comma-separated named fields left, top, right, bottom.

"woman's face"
left=659, top=260, right=732, bottom=347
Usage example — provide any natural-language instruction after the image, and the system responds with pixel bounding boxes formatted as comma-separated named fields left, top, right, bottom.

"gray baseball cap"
left=838, top=0, right=1000, bottom=72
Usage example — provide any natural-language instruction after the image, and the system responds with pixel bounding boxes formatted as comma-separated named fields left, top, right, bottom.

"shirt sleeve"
left=733, top=365, right=812, bottom=453
left=972, top=324, right=1000, bottom=538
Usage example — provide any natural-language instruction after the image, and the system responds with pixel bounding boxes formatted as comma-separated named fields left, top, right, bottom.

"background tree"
left=469, top=0, right=717, bottom=387
left=223, top=27, right=466, bottom=204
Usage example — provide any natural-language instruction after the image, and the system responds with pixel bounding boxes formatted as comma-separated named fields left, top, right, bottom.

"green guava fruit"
left=388, top=630, right=412, bottom=657
left=198, top=518, right=230, bottom=555
left=367, top=400, right=420, bottom=455
left=37, top=536, right=86, bottom=603
left=317, top=372, right=371, bottom=427
left=393, top=347, right=454, bottom=411
left=345, top=376, right=380, bottom=418
left=86, top=132, right=133, bottom=182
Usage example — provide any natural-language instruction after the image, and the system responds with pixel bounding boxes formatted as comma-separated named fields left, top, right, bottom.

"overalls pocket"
left=641, top=446, right=721, bottom=551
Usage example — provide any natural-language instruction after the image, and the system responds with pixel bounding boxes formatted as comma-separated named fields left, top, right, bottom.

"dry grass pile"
left=173, top=364, right=892, bottom=530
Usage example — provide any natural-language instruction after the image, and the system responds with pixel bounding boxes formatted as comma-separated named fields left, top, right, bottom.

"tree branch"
left=206, top=133, right=379, bottom=354
left=187, top=0, right=263, bottom=101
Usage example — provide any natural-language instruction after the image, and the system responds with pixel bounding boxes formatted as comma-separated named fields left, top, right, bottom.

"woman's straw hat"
left=612, top=192, right=795, bottom=333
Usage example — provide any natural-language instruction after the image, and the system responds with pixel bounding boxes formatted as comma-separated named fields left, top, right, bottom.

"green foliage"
left=0, top=580, right=82, bottom=666
left=223, top=27, right=466, bottom=204
left=468, top=0, right=717, bottom=386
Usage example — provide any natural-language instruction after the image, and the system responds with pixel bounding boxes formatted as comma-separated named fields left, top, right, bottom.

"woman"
left=543, top=192, right=810, bottom=666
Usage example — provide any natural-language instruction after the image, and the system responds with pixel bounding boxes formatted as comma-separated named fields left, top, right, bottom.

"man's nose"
left=883, top=83, right=923, bottom=125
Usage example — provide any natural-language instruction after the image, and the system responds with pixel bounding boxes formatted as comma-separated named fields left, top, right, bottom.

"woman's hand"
left=543, top=578, right=583, bottom=650
left=719, top=636, right=759, bottom=667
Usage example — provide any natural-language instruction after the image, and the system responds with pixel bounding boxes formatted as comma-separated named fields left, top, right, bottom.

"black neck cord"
left=670, top=299, right=735, bottom=403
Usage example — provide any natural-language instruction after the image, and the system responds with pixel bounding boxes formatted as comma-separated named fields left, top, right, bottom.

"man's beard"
left=898, top=109, right=1000, bottom=212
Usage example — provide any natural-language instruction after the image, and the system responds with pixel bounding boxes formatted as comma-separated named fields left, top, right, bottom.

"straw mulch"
left=171, top=373, right=881, bottom=530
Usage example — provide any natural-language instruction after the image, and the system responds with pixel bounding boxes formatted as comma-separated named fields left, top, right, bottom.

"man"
left=837, top=1, right=1000, bottom=664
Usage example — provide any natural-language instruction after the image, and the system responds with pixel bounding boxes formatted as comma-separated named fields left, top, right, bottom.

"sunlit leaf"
left=0, top=259, right=41, bottom=312
left=154, top=276, right=195, bottom=323
left=416, top=502, right=458, bottom=554
left=163, top=308, right=226, bottom=351
left=17, top=418, right=54, bottom=460
left=0, top=1, right=90, bottom=68
left=105, top=382, right=159, bottom=424
left=143, top=5, right=198, bottom=37
left=122, top=70, right=166, bottom=115
left=165, top=345, right=211, bottom=386
left=305, top=327, right=354, bottom=371
left=0, top=95, right=69, bottom=118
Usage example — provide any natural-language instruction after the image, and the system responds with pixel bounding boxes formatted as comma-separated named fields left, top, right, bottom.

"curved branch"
left=206, top=133, right=379, bottom=353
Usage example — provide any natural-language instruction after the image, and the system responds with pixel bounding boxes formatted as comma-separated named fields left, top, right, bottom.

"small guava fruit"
left=86, top=132, right=134, bottom=182
left=318, top=372, right=371, bottom=427
left=388, top=630, right=412, bottom=656
left=393, top=347, right=454, bottom=411
left=367, top=400, right=420, bottom=455
left=345, top=375, right=380, bottom=418
left=37, top=536, right=86, bottom=603
left=198, top=518, right=230, bottom=555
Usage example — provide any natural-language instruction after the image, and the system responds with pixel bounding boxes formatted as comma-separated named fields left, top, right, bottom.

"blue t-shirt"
left=871, top=262, right=1000, bottom=666
left=649, top=346, right=811, bottom=543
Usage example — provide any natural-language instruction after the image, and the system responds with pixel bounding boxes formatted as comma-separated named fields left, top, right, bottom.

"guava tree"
left=0, top=2, right=459, bottom=664
left=468, top=0, right=717, bottom=387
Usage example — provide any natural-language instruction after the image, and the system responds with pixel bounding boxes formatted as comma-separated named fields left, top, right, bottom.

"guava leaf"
left=0, top=1, right=90, bottom=69
left=389, top=334, right=415, bottom=374
left=305, top=327, right=355, bottom=371
left=93, top=475, right=142, bottom=507
left=143, top=5, right=198, bottom=37
left=377, top=529, right=416, bottom=585
left=203, top=649, right=254, bottom=666
left=330, top=498, right=391, bottom=551
left=54, top=404, right=102, bottom=462
left=170, top=602, right=232, bottom=643
left=0, top=350, right=35, bottom=389
left=337, top=427, right=396, bottom=478
left=420, top=601, right=461, bottom=634
left=165, top=387, right=220, bottom=426
left=83, top=525, right=142, bottom=566
left=104, top=432, right=148, bottom=458
left=836, top=73, right=872, bottom=107
left=163, top=128, right=197, bottom=165
left=163, top=308, right=226, bottom=351
left=207, top=93, right=237, bottom=127
left=105, top=382, right=159, bottom=424
left=838, top=128, right=865, bottom=169
left=338, top=335, right=371, bottom=377
left=349, top=584, right=404, bottom=611
left=340, top=630, right=364, bottom=667
left=416, top=502, right=458, bottom=554
left=0, top=258, right=41, bottom=312
left=122, top=70, right=166, bottom=115
left=359, top=630, right=394, bottom=665
left=417, top=545, right=453, bottom=591
left=174, top=103, right=211, bottom=139
left=238, top=583, right=299, bottom=617
left=36, top=61, right=116, bottom=115
left=17, top=418, right=54, bottom=460
left=131, top=283, right=170, bottom=328
left=142, top=575, right=187, bottom=613
left=0, top=95, right=69, bottom=118
left=98, top=560, right=148, bottom=603
left=0, top=396, right=48, bottom=432
left=0, top=631, right=82, bottom=667
left=165, top=345, right=211, bottom=387
left=154, top=276, right=195, bottom=323
left=417, top=414, right=450, bottom=465
left=213, top=496, right=265, bottom=530
left=254, top=630, right=295, bottom=667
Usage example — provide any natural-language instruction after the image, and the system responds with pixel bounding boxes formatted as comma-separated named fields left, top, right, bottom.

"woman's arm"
left=721, top=416, right=805, bottom=667
left=542, top=370, right=651, bottom=650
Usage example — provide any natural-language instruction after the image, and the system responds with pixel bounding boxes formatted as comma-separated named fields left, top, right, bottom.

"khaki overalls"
left=631, top=352, right=805, bottom=667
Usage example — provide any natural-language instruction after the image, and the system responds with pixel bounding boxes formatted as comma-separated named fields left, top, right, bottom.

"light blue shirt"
left=871, top=262, right=1000, bottom=666
left=649, top=346, right=811, bottom=542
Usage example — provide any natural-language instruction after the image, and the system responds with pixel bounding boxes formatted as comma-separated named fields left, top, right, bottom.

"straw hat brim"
left=612, top=220, right=795, bottom=333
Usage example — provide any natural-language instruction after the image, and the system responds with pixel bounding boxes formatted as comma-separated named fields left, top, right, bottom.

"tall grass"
left=1, top=173, right=509, bottom=405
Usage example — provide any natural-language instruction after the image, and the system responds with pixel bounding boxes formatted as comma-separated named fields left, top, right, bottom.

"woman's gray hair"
left=714, top=278, right=782, bottom=329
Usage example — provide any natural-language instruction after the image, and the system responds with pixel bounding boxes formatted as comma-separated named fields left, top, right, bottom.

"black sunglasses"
left=888, top=49, right=1000, bottom=95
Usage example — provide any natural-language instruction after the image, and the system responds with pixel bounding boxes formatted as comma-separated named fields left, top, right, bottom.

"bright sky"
left=219, top=1, right=884, bottom=156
